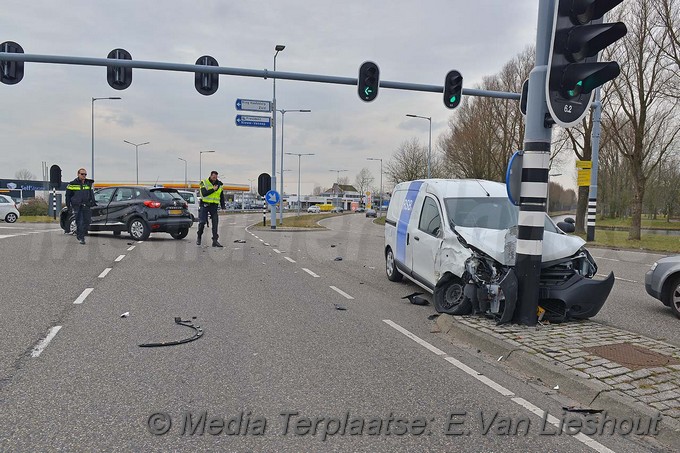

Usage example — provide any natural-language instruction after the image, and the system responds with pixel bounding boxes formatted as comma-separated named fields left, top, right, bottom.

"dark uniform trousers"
left=73, top=204, right=92, bottom=241
left=197, top=202, right=219, bottom=241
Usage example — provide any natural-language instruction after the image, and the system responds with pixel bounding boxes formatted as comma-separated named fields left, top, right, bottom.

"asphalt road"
left=0, top=216, right=672, bottom=452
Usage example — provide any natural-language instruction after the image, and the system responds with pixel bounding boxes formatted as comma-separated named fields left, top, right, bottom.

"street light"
left=91, top=96, right=121, bottom=182
left=367, top=158, right=383, bottom=217
left=178, top=158, right=188, bottom=188
left=271, top=44, right=285, bottom=229
left=199, top=150, right=215, bottom=182
left=278, top=108, right=312, bottom=224
left=405, top=114, right=432, bottom=178
left=123, top=140, right=150, bottom=185
left=329, top=169, right=348, bottom=209
left=287, top=152, right=314, bottom=216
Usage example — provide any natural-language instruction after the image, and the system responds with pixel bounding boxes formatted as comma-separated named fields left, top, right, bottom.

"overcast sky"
left=0, top=1, right=561, bottom=195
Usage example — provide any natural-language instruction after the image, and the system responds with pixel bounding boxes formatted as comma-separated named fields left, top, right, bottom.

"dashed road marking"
left=330, top=286, right=354, bottom=300
left=98, top=268, right=112, bottom=278
left=127, top=245, right=135, bottom=251
left=31, top=326, right=63, bottom=358
left=284, top=257, right=296, bottom=263
left=273, top=249, right=281, bottom=254
left=73, top=288, right=94, bottom=304
left=115, top=255, right=125, bottom=262
left=302, top=268, right=320, bottom=278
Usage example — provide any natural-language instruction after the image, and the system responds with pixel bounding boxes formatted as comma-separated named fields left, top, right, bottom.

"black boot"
left=212, top=240, right=223, bottom=248
left=196, top=235, right=202, bottom=245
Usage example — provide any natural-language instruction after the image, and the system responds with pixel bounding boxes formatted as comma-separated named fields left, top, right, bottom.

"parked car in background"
left=645, top=255, right=680, bottom=319
left=355, top=207, right=366, bottom=213
left=60, top=186, right=192, bottom=241
left=177, top=190, right=200, bottom=221
left=365, top=209, right=377, bottom=218
left=307, top=205, right=320, bottom=213
left=0, top=194, right=20, bottom=223
left=330, top=206, right=344, bottom=213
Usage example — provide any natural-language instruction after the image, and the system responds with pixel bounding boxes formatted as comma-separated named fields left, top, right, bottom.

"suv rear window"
left=150, top=189, right=184, bottom=201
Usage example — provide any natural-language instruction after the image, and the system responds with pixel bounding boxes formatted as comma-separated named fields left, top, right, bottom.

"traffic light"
left=443, top=70, right=463, bottom=109
left=194, top=55, right=219, bottom=96
left=107, top=48, right=133, bottom=90
left=546, top=0, right=627, bottom=128
left=357, top=61, right=379, bottom=102
left=49, top=165, right=62, bottom=190
left=257, top=173, right=271, bottom=197
left=0, top=41, right=24, bottom=85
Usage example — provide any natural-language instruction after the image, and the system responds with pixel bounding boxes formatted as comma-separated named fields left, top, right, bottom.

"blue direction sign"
left=265, top=190, right=280, bottom=205
left=235, top=98, right=271, bottom=112
left=235, top=115, right=271, bottom=128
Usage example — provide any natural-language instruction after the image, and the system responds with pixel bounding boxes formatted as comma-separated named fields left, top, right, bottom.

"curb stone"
left=435, top=314, right=680, bottom=450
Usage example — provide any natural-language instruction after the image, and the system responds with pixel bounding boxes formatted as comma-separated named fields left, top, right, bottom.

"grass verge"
left=577, top=230, right=680, bottom=254
left=18, top=216, right=60, bottom=223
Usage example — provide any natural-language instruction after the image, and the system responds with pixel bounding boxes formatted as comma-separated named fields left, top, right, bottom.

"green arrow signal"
left=567, top=80, right=583, bottom=98
left=365, top=87, right=372, bottom=96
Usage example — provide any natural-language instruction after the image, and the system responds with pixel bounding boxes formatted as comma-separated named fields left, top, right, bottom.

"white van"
left=384, top=179, right=614, bottom=323
left=177, top=190, right=200, bottom=222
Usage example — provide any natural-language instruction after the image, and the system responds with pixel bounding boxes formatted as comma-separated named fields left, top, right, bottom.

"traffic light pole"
left=514, top=0, right=556, bottom=326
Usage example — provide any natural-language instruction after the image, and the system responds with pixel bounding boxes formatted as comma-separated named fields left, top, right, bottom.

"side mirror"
left=557, top=221, right=576, bottom=233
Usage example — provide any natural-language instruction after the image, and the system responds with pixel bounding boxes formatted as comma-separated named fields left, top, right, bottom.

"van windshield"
left=444, top=197, right=518, bottom=230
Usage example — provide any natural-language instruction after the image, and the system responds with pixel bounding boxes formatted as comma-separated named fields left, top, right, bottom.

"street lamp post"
left=91, top=96, right=121, bottom=182
left=287, top=152, right=314, bottom=216
left=278, top=108, right=311, bottom=224
left=271, top=44, right=285, bottom=229
left=329, top=169, right=348, bottom=209
left=199, top=150, right=215, bottom=183
left=123, top=140, right=150, bottom=185
left=367, top=158, right=383, bottom=217
left=405, top=114, right=432, bottom=178
left=178, top=158, right=188, bottom=188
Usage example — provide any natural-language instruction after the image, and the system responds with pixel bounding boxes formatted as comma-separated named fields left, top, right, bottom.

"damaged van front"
left=384, top=179, right=614, bottom=324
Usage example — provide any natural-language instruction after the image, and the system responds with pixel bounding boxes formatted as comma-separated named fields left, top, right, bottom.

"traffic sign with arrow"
left=235, top=98, right=271, bottom=112
left=265, top=190, right=280, bottom=205
left=235, top=115, right=271, bottom=128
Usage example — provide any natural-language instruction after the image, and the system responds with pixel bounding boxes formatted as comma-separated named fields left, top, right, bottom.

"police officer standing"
left=65, top=168, right=96, bottom=245
left=197, top=170, right=226, bottom=247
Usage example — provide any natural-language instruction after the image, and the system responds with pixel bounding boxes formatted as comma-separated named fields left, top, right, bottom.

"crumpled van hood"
left=455, top=226, right=585, bottom=266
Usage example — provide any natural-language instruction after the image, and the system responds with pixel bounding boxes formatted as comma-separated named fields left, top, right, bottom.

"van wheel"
left=385, top=247, right=403, bottom=282
left=128, top=218, right=151, bottom=241
left=434, top=276, right=471, bottom=315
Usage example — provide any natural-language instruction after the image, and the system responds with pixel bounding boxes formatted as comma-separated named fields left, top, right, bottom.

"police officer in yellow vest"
left=197, top=170, right=226, bottom=247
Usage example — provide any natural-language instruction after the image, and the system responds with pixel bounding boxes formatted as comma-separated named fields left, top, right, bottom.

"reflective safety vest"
left=200, top=178, right=222, bottom=204
left=66, top=183, right=92, bottom=191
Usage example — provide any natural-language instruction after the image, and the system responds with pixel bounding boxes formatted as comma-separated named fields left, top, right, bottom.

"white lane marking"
left=136, top=241, right=143, bottom=244
left=597, top=273, right=637, bottom=283
left=73, top=288, right=94, bottom=304
left=263, top=242, right=270, bottom=246
left=0, top=229, right=63, bottom=239
left=253, top=236, right=259, bottom=239
left=284, top=257, right=296, bottom=263
left=259, top=239, right=264, bottom=242
left=384, top=320, right=614, bottom=453
left=302, top=268, right=320, bottom=278
left=127, top=245, right=135, bottom=251
left=98, top=268, right=112, bottom=278
left=330, top=286, right=354, bottom=300
left=511, top=397, right=614, bottom=453
left=592, top=256, right=620, bottom=262
left=273, top=249, right=281, bottom=254
left=115, top=255, right=125, bottom=262
left=31, top=326, right=63, bottom=358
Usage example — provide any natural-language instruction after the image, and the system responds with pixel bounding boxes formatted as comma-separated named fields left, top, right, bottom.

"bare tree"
left=15, top=169, right=35, bottom=180
left=312, top=185, right=322, bottom=196
left=604, top=0, right=680, bottom=239
left=385, top=137, right=443, bottom=184
left=354, top=168, right=374, bottom=201
left=336, top=176, right=350, bottom=186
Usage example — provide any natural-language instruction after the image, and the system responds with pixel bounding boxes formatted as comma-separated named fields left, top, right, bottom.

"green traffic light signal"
left=443, top=70, right=463, bottom=109
left=358, top=61, right=379, bottom=102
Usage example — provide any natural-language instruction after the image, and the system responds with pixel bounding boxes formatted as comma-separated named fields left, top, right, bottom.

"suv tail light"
left=143, top=200, right=162, bottom=208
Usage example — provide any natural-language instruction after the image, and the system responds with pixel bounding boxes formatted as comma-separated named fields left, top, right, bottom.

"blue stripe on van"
left=396, top=180, right=423, bottom=264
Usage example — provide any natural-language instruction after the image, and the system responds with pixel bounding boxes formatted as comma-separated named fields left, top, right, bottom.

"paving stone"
left=635, top=387, right=657, bottom=396
left=628, top=369, right=654, bottom=379
left=650, top=402, right=670, bottom=410
left=606, top=367, right=632, bottom=377
left=662, top=409, right=680, bottom=418
left=592, top=370, right=615, bottom=379
left=583, top=366, right=608, bottom=374
left=563, top=357, right=586, bottom=366
left=613, top=382, right=636, bottom=391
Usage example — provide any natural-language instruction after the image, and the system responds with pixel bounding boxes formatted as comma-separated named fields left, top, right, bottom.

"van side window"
left=418, top=197, right=441, bottom=236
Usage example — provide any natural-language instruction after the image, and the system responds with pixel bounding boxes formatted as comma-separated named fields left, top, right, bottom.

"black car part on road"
left=138, top=317, right=204, bottom=348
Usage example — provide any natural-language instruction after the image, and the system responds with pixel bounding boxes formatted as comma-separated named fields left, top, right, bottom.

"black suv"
left=60, top=186, right=192, bottom=241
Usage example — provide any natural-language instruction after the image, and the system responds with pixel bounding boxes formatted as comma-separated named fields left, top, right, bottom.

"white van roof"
left=394, top=179, right=507, bottom=199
